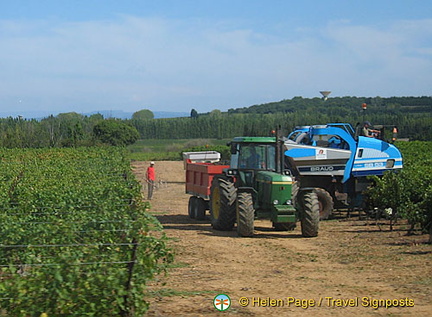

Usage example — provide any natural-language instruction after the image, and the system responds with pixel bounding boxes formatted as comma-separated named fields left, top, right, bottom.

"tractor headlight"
left=227, top=169, right=238, bottom=175
left=273, top=200, right=279, bottom=205
left=285, top=200, right=292, bottom=205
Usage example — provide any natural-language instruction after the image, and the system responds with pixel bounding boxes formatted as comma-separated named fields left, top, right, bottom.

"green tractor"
left=210, top=136, right=320, bottom=237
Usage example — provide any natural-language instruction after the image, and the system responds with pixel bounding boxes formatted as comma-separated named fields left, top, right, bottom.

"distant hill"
left=227, top=96, right=432, bottom=115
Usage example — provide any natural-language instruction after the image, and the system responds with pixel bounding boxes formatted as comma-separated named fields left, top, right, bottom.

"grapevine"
left=0, top=147, right=172, bottom=316
left=367, top=141, right=432, bottom=242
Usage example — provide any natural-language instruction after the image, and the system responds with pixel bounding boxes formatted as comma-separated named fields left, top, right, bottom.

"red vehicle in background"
left=184, top=151, right=228, bottom=220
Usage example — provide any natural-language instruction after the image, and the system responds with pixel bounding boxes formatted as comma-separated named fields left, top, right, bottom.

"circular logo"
left=213, top=294, right=231, bottom=311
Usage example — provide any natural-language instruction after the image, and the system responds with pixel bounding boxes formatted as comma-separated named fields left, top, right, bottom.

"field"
left=0, top=147, right=171, bottom=316
left=132, top=160, right=432, bottom=317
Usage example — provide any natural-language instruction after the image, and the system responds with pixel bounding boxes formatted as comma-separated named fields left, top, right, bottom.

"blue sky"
left=1, top=0, right=431, bottom=116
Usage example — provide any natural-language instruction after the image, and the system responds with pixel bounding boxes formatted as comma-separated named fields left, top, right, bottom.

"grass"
left=413, top=277, right=432, bottom=286
left=166, top=261, right=190, bottom=269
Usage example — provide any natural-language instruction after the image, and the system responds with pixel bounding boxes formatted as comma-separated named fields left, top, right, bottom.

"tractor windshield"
left=235, top=143, right=276, bottom=170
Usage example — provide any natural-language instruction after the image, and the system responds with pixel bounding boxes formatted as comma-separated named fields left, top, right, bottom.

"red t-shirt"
left=147, top=166, right=155, bottom=181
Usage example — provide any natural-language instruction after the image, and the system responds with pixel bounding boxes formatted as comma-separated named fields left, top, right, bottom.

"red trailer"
left=183, top=152, right=228, bottom=220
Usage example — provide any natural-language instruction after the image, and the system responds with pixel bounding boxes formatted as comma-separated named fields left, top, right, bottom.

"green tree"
left=190, top=109, right=198, bottom=119
left=93, top=120, right=139, bottom=146
left=132, top=109, right=154, bottom=120
left=209, top=109, right=222, bottom=117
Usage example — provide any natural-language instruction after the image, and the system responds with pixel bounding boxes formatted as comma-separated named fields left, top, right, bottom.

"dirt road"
left=132, top=161, right=432, bottom=317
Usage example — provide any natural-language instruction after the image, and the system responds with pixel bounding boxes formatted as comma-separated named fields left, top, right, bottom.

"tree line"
left=0, top=112, right=138, bottom=148
left=132, top=111, right=431, bottom=141
left=0, top=96, right=431, bottom=148
left=136, top=96, right=432, bottom=140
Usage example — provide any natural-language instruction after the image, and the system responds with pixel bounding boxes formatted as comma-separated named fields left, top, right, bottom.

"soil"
left=132, top=161, right=432, bottom=317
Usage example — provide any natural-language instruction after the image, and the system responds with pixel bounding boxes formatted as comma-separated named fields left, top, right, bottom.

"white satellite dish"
left=319, top=91, right=331, bottom=101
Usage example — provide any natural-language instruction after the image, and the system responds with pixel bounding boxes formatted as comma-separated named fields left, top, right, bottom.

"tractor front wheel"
left=300, top=191, right=320, bottom=237
left=236, top=192, right=254, bottom=237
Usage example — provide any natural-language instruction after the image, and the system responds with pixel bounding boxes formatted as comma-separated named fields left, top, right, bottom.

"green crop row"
left=367, top=141, right=432, bottom=241
left=0, top=147, right=172, bottom=316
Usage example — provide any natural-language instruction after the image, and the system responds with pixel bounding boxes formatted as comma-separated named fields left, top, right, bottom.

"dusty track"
left=132, top=161, right=432, bottom=317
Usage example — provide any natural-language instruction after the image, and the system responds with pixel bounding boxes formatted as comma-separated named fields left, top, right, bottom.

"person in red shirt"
left=146, top=161, right=156, bottom=199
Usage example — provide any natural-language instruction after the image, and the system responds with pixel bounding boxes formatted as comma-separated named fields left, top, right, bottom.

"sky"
left=1, top=0, right=431, bottom=117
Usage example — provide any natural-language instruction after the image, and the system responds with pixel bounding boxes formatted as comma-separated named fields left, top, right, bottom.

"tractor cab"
left=228, top=137, right=279, bottom=188
left=226, top=136, right=300, bottom=227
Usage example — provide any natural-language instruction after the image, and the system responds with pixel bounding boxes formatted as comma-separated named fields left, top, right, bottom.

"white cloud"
left=318, top=19, right=432, bottom=95
left=0, top=16, right=431, bottom=114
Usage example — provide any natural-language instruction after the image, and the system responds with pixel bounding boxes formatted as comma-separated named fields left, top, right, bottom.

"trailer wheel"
left=188, top=196, right=197, bottom=219
left=300, top=191, right=320, bottom=237
left=237, top=192, right=254, bottom=237
left=194, top=197, right=207, bottom=220
left=314, top=188, right=334, bottom=220
left=210, top=176, right=236, bottom=231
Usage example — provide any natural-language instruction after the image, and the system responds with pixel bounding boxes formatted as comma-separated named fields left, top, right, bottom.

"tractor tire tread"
left=237, top=191, right=255, bottom=237
left=300, top=191, right=320, bottom=237
left=210, top=176, right=236, bottom=231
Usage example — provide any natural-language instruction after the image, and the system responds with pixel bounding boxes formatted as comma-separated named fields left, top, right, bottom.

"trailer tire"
left=300, top=191, right=320, bottom=237
left=237, top=192, right=254, bottom=237
left=194, top=197, right=207, bottom=220
left=314, top=188, right=334, bottom=220
left=210, top=176, right=236, bottom=231
left=188, top=196, right=197, bottom=219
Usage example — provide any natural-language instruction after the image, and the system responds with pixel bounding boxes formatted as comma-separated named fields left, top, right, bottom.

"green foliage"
left=0, top=147, right=173, bottom=315
left=0, top=113, right=104, bottom=148
left=367, top=141, right=432, bottom=239
left=132, top=109, right=154, bottom=120
left=227, top=96, right=432, bottom=141
left=368, top=172, right=405, bottom=215
left=93, top=119, right=140, bottom=146
left=190, top=109, right=198, bottom=119
left=0, top=97, right=432, bottom=148
left=129, top=151, right=181, bottom=161
left=132, top=101, right=432, bottom=141
left=0, top=96, right=431, bottom=148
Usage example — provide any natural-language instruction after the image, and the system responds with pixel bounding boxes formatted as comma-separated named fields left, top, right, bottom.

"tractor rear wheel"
left=300, top=191, right=320, bottom=237
left=209, top=176, right=236, bottom=231
left=236, top=192, right=254, bottom=237
left=314, top=188, right=334, bottom=220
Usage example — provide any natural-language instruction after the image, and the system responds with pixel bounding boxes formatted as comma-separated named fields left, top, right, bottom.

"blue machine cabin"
left=352, top=136, right=403, bottom=177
